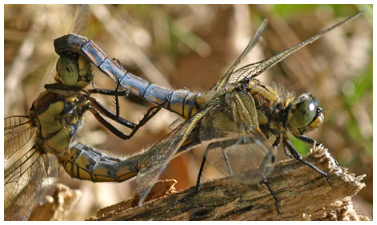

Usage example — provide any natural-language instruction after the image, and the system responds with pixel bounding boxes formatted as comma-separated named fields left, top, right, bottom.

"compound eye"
left=56, top=55, right=79, bottom=85
left=289, top=97, right=318, bottom=129
left=309, top=110, right=324, bottom=129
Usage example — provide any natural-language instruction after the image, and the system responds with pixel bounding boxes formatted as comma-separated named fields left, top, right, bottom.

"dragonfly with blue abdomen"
left=54, top=10, right=364, bottom=209
left=6, top=5, right=369, bottom=218
left=4, top=5, right=161, bottom=220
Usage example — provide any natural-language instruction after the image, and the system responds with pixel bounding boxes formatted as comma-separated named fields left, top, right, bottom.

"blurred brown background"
left=4, top=4, right=372, bottom=220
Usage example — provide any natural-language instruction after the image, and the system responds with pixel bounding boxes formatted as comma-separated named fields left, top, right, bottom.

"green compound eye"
left=57, top=55, right=79, bottom=86
left=289, top=94, right=318, bottom=129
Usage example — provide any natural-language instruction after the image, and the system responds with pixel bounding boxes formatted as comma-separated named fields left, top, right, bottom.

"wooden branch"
left=89, top=145, right=368, bottom=221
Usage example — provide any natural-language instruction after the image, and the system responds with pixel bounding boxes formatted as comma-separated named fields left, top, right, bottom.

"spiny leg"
left=283, top=136, right=332, bottom=187
left=172, top=141, right=214, bottom=206
left=87, top=98, right=161, bottom=140
left=129, top=104, right=162, bottom=137
left=88, top=82, right=128, bottom=119
left=295, top=134, right=339, bottom=166
left=88, top=96, right=136, bottom=129
left=262, top=177, right=280, bottom=214
left=87, top=79, right=161, bottom=140
left=87, top=77, right=128, bottom=118
left=253, top=137, right=280, bottom=214
left=114, top=80, right=122, bottom=118
left=174, top=137, right=271, bottom=206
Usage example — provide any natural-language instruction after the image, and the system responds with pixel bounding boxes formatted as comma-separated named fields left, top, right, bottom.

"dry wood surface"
left=88, top=145, right=367, bottom=221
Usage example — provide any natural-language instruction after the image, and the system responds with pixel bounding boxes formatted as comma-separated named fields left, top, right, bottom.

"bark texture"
left=89, top=145, right=368, bottom=221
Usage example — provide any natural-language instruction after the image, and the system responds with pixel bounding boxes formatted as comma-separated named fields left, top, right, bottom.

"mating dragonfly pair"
left=4, top=6, right=363, bottom=220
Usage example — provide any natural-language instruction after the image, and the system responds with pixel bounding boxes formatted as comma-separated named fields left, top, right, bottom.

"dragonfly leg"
left=87, top=96, right=161, bottom=140
left=294, top=134, right=317, bottom=146
left=262, top=177, right=280, bottom=214
left=87, top=87, right=128, bottom=97
left=197, top=137, right=265, bottom=182
left=279, top=134, right=293, bottom=159
left=186, top=140, right=234, bottom=193
left=283, top=145, right=294, bottom=159
left=196, top=140, right=236, bottom=187
left=197, top=140, right=237, bottom=183
left=295, top=134, right=339, bottom=166
left=283, top=136, right=332, bottom=187
left=222, top=149, right=233, bottom=176
left=171, top=141, right=214, bottom=207
left=112, top=58, right=123, bottom=69
left=128, top=104, right=161, bottom=138
left=88, top=96, right=136, bottom=129
left=273, top=134, right=289, bottom=160
left=87, top=80, right=129, bottom=118
left=114, top=81, right=122, bottom=118
left=44, top=83, right=82, bottom=92
left=89, top=71, right=163, bottom=139
left=87, top=104, right=136, bottom=140
left=272, top=134, right=281, bottom=150
left=88, top=82, right=162, bottom=137
left=196, top=143, right=212, bottom=188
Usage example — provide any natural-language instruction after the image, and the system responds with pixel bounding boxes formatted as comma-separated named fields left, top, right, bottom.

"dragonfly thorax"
left=247, top=80, right=324, bottom=138
left=29, top=90, right=86, bottom=155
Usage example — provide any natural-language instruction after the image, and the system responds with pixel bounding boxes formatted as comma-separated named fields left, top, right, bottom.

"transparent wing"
left=227, top=61, right=261, bottom=84
left=5, top=145, right=58, bottom=221
left=4, top=116, right=58, bottom=221
left=135, top=106, right=211, bottom=205
left=5, top=116, right=35, bottom=160
left=199, top=90, right=275, bottom=185
left=205, top=131, right=275, bottom=185
left=70, top=4, right=90, bottom=36
left=210, top=19, right=267, bottom=92
left=227, top=12, right=364, bottom=84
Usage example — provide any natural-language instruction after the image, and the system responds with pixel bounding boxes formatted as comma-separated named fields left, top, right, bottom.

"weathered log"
left=90, top=145, right=367, bottom=221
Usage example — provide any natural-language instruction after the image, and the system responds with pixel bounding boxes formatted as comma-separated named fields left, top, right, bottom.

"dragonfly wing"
left=236, top=12, right=364, bottom=81
left=5, top=149, right=58, bottom=221
left=136, top=106, right=211, bottom=205
left=227, top=62, right=260, bottom=84
left=210, top=19, right=267, bottom=92
left=70, top=4, right=90, bottom=36
left=4, top=116, right=35, bottom=160
left=200, top=90, right=275, bottom=185
left=205, top=130, right=275, bottom=185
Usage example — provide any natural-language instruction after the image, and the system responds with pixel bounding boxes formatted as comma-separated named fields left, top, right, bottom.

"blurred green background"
left=4, top=4, right=372, bottom=220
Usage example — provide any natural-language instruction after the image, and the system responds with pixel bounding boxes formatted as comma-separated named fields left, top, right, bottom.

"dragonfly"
left=54, top=10, right=363, bottom=211
left=4, top=5, right=160, bottom=220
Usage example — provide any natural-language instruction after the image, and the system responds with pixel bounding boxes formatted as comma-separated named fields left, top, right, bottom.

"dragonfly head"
left=287, top=93, right=324, bottom=135
left=56, top=54, right=93, bottom=88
